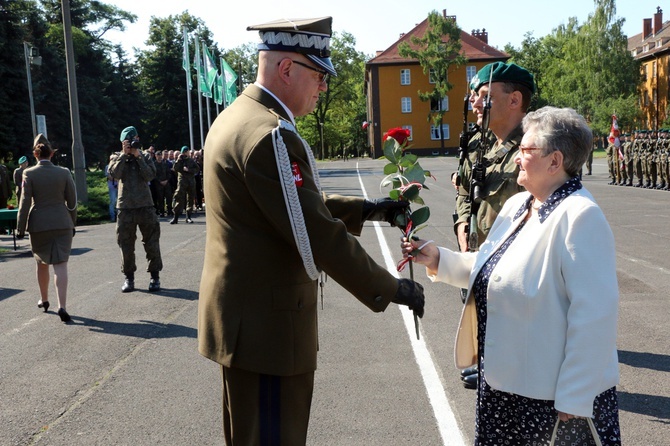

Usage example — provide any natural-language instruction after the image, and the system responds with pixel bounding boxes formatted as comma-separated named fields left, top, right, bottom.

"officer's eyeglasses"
left=290, top=60, right=329, bottom=85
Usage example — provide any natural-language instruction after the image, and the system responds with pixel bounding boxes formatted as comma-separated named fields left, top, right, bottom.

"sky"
left=103, top=0, right=665, bottom=58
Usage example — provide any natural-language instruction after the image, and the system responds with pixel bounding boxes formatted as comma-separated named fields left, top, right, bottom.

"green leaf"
left=402, top=183, right=421, bottom=201
left=399, top=153, right=418, bottom=167
left=404, top=164, right=427, bottom=185
left=394, top=213, right=407, bottom=228
left=383, top=163, right=399, bottom=175
left=413, top=196, right=425, bottom=206
left=410, top=206, right=430, bottom=227
left=389, top=189, right=401, bottom=200
left=383, top=139, right=398, bottom=164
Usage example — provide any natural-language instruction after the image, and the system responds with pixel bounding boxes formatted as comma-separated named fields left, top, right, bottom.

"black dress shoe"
left=121, top=279, right=135, bottom=292
left=460, top=365, right=478, bottom=377
left=58, top=308, right=71, bottom=323
left=38, top=300, right=50, bottom=312
left=462, top=372, right=478, bottom=390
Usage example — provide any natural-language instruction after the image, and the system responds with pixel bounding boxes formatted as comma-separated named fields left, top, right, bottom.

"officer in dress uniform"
left=108, top=126, right=162, bottom=292
left=197, top=17, right=426, bottom=445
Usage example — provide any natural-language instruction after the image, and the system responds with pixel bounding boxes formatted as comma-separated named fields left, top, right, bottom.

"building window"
left=401, top=97, right=412, bottom=113
left=428, top=68, right=447, bottom=84
left=653, top=61, right=657, bottom=78
left=402, top=125, right=413, bottom=141
left=430, top=124, right=450, bottom=140
left=466, top=66, right=477, bottom=83
left=430, top=96, right=449, bottom=112
left=400, top=69, right=411, bottom=85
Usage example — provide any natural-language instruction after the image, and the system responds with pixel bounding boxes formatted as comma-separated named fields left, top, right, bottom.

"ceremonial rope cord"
left=272, top=119, right=320, bottom=280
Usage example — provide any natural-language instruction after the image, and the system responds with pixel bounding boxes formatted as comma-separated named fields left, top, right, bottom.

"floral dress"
left=472, top=177, right=621, bottom=446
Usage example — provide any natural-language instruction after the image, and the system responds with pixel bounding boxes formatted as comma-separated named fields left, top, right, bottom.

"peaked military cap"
left=247, top=17, right=337, bottom=76
left=470, top=62, right=535, bottom=94
left=33, top=133, right=50, bottom=149
left=120, top=126, right=138, bottom=142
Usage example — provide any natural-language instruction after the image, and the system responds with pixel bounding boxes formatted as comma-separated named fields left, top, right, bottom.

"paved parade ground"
left=1, top=156, right=668, bottom=445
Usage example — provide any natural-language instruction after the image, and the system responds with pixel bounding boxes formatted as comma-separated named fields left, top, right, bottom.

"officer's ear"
left=508, top=90, right=522, bottom=110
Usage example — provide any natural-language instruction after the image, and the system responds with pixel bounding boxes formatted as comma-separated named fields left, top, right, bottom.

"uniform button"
left=374, top=296, right=382, bottom=302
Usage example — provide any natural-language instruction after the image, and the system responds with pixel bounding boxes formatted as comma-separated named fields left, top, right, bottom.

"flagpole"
left=183, top=27, right=195, bottom=151
left=206, top=95, right=212, bottom=130
left=195, top=37, right=204, bottom=149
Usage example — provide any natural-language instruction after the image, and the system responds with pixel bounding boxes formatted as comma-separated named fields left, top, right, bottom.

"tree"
left=398, top=10, right=467, bottom=150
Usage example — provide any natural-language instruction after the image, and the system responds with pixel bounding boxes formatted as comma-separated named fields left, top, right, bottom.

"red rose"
left=383, top=127, right=410, bottom=145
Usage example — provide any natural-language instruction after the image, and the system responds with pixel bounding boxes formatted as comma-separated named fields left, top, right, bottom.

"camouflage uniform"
left=455, top=125, right=524, bottom=249
left=108, top=150, right=163, bottom=278
left=632, top=132, right=644, bottom=187
left=612, top=140, right=626, bottom=185
left=657, top=131, right=668, bottom=189
left=623, top=135, right=634, bottom=186
left=171, top=155, right=200, bottom=221
left=605, top=142, right=616, bottom=184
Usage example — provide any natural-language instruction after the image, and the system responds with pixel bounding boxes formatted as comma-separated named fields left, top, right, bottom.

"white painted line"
left=356, top=162, right=467, bottom=446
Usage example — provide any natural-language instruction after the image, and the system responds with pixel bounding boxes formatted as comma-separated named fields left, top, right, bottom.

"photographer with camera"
left=108, top=126, right=163, bottom=292
left=169, top=146, right=200, bottom=224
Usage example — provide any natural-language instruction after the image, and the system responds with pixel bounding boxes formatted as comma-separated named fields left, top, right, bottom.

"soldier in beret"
left=170, top=146, right=199, bottom=224
left=108, top=126, right=162, bottom=292
left=198, top=16, right=425, bottom=445
left=13, top=155, right=29, bottom=202
left=454, top=61, right=535, bottom=388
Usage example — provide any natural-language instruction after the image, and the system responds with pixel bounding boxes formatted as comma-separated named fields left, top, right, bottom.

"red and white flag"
left=608, top=114, right=623, bottom=160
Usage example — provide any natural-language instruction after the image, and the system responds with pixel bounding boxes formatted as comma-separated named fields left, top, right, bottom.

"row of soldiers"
left=606, top=129, right=670, bottom=189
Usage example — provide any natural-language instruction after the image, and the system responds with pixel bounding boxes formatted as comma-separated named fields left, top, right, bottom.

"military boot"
left=185, top=211, right=193, bottom=224
left=122, top=274, right=135, bottom=293
left=148, top=271, right=160, bottom=292
left=170, top=213, right=180, bottom=224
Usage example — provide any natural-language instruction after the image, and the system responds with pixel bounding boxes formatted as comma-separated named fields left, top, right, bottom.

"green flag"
left=202, top=43, right=218, bottom=97
left=182, top=27, right=192, bottom=90
left=221, top=58, right=238, bottom=106
left=213, top=74, right=224, bottom=105
left=194, top=41, right=209, bottom=97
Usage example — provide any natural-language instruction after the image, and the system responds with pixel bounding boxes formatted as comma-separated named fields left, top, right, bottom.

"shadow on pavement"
left=618, top=350, right=670, bottom=373
left=70, top=315, right=197, bottom=339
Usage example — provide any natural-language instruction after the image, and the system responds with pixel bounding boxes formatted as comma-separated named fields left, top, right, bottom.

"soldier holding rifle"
left=453, top=62, right=535, bottom=388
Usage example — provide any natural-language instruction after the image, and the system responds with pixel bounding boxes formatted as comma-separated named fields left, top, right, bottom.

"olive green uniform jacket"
left=455, top=125, right=525, bottom=248
left=108, top=150, right=156, bottom=209
left=198, top=84, right=398, bottom=376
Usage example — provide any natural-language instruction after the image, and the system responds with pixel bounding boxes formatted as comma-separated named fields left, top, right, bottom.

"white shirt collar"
left=254, top=82, right=295, bottom=125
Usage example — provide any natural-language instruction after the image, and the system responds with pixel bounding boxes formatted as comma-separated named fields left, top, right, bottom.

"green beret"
left=470, top=62, right=535, bottom=94
left=120, top=126, right=138, bottom=142
left=180, top=146, right=189, bottom=154
left=18, top=156, right=28, bottom=164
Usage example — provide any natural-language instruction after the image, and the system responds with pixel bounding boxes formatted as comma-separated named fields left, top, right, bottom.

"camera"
left=130, top=139, right=142, bottom=149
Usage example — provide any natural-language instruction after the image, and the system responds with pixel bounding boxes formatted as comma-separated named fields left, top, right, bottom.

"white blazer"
left=429, top=188, right=619, bottom=417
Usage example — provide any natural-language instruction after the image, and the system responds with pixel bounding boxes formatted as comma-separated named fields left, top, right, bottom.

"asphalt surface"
left=0, top=156, right=668, bottom=445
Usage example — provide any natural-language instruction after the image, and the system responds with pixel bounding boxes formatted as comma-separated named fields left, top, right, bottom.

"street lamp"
left=23, top=42, right=41, bottom=139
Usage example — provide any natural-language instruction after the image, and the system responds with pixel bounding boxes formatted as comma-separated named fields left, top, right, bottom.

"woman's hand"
left=401, top=237, right=439, bottom=272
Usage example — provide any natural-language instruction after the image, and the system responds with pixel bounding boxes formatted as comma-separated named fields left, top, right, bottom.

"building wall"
left=369, top=60, right=499, bottom=157
left=639, top=54, right=670, bottom=129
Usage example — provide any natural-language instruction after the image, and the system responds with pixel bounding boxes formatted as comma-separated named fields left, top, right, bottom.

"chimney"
left=644, top=18, right=652, bottom=38
left=654, top=7, right=663, bottom=35
left=472, top=29, right=489, bottom=45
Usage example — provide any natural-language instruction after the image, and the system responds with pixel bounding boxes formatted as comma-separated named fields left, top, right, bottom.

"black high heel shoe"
left=37, top=300, right=50, bottom=312
left=57, top=308, right=71, bottom=323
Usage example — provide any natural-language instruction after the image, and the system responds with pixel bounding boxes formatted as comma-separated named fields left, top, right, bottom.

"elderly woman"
left=404, top=106, right=621, bottom=445
left=16, top=135, right=77, bottom=323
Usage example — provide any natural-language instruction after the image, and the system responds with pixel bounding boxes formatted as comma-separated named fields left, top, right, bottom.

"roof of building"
left=367, top=15, right=508, bottom=65
left=628, top=17, right=670, bottom=60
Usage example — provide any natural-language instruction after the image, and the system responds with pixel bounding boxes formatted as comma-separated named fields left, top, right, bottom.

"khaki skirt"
left=30, top=229, right=73, bottom=264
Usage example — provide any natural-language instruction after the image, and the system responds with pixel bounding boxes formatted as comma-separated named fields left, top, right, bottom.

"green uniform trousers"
left=116, top=206, right=162, bottom=276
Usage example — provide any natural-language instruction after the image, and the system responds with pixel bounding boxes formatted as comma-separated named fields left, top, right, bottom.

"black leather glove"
left=392, top=278, right=425, bottom=318
left=362, top=198, right=409, bottom=226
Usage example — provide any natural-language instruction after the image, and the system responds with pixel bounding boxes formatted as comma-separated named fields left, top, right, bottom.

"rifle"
left=466, top=69, right=494, bottom=252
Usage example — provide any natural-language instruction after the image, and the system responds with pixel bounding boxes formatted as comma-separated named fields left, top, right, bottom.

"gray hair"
left=522, top=106, right=593, bottom=177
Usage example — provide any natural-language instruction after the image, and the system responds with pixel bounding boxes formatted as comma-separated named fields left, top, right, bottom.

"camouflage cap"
left=119, top=126, right=138, bottom=142
left=470, top=62, right=535, bottom=94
